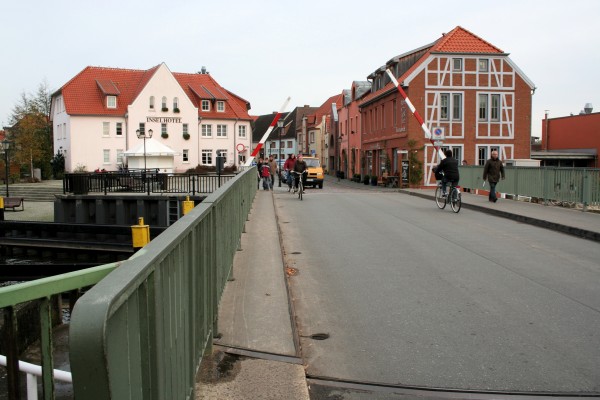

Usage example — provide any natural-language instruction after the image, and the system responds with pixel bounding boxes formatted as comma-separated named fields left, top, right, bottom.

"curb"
left=401, top=190, right=600, bottom=243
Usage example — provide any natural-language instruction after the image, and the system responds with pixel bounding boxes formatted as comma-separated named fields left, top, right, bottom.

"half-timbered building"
left=359, top=26, right=535, bottom=186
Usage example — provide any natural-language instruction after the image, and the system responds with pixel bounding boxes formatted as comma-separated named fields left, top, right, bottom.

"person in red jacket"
left=283, top=154, right=296, bottom=191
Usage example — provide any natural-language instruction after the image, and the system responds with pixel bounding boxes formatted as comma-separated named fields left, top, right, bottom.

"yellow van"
left=303, top=157, right=324, bottom=189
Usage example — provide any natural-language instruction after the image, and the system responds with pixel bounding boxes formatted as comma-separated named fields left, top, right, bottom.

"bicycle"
left=291, top=171, right=307, bottom=200
left=435, top=180, right=462, bottom=213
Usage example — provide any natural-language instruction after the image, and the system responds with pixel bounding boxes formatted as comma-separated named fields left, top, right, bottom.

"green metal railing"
left=0, top=263, right=118, bottom=399
left=69, top=167, right=256, bottom=399
left=458, top=166, right=600, bottom=210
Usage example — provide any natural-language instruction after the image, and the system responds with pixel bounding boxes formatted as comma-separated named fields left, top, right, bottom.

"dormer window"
left=201, top=100, right=210, bottom=111
left=217, top=101, right=225, bottom=112
left=107, top=96, right=117, bottom=109
left=149, top=96, right=155, bottom=109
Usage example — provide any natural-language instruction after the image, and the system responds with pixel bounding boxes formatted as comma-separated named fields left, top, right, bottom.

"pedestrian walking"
left=268, top=155, right=278, bottom=188
left=483, top=150, right=505, bottom=203
left=261, top=162, right=272, bottom=190
left=256, top=157, right=264, bottom=189
left=283, top=154, right=296, bottom=190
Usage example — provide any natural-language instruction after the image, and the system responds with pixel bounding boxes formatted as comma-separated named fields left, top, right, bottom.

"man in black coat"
left=483, top=150, right=505, bottom=203
left=435, top=149, right=460, bottom=196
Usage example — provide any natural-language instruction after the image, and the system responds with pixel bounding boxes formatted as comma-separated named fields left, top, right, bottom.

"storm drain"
left=301, top=333, right=330, bottom=340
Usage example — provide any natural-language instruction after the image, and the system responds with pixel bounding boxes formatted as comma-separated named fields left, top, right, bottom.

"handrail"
left=0, top=263, right=117, bottom=399
left=457, top=166, right=600, bottom=210
left=0, top=355, right=71, bottom=400
left=69, top=167, right=256, bottom=399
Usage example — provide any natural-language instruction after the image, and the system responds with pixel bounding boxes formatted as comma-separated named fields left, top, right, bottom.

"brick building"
left=357, top=26, right=535, bottom=186
left=534, top=106, right=599, bottom=167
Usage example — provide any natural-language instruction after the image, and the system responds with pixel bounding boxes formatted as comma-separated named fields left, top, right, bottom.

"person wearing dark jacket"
left=292, top=154, right=307, bottom=193
left=483, top=150, right=505, bottom=203
left=435, top=149, right=460, bottom=196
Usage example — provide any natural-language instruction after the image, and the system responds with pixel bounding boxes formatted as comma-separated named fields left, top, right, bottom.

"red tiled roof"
left=359, top=26, right=505, bottom=106
left=57, top=65, right=251, bottom=120
left=432, top=26, right=503, bottom=54
left=307, top=93, right=343, bottom=127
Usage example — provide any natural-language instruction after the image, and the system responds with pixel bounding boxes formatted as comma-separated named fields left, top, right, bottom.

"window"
left=479, top=94, right=500, bottom=122
left=287, top=140, right=292, bottom=148
left=116, top=122, right=122, bottom=136
left=161, top=97, right=167, bottom=110
left=217, top=149, right=227, bottom=164
left=183, top=149, right=189, bottom=162
left=490, top=94, right=501, bottom=121
left=103, top=149, right=110, bottom=164
left=173, top=97, right=179, bottom=110
left=238, top=154, right=246, bottom=164
left=217, top=124, right=227, bottom=137
left=183, top=123, right=188, bottom=135
left=201, top=100, right=210, bottom=111
left=453, top=58, right=462, bottom=71
left=107, top=96, right=117, bottom=109
left=202, top=124, right=212, bottom=137
left=217, top=101, right=225, bottom=112
left=309, top=132, right=315, bottom=143
left=478, top=147, right=488, bottom=166
left=479, top=59, right=489, bottom=72
left=479, top=94, right=488, bottom=121
left=149, top=96, right=155, bottom=109
left=440, top=94, right=449, bottom=120
left=103, top=122, right=110, bottom=136
left=117, top=149, right=124, bottom=164
left=238, top=125, right=246, bottom=138
left=393, top=100, right=397, bottom=126
left=161, top=123, right=167, bottom=135
left=138, top=122, right=145, bottom=135
left=452, top=94, right=462, bottom=120
left=202, top=149, right=212, bottom=165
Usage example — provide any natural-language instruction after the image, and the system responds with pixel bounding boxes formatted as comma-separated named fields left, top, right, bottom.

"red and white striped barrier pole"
left=244, top=97, right=291, bottom=166
left=385, top=69, right=445, bottom=160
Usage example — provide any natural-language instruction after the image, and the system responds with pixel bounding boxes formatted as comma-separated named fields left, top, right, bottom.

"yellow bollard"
left=131, top=217, right=150, bottom=248
left=0, top=197, right=4, bottom=221
left=182, top=196, right=195, bottom=215
left=0, top=197, right=4, bottom=209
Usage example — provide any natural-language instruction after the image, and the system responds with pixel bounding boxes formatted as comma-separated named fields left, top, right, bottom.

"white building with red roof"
left=51, top=63, right=253, bottom=172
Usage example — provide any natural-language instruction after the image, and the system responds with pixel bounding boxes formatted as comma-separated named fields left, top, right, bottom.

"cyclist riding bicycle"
left=292, top=153, right=308, bottom=193
left=434, top=149, right=460, bottom=196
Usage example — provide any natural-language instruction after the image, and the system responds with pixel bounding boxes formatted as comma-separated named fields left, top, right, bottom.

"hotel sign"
left=146, top=117, right=182, bottom=123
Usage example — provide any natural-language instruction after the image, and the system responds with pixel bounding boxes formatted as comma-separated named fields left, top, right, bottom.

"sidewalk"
left=196, top=189, right=309, bottom=399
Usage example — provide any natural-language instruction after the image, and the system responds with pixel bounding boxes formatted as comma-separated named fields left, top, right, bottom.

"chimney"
left=584, top=103, right=593, bottom=114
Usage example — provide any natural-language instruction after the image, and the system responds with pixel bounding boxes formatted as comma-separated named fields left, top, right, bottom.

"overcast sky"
left=1, top=0, right=598, bottom=138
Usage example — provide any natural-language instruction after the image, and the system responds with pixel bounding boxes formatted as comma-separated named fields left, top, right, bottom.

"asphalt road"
left=274, top=184, right=600, bottom=393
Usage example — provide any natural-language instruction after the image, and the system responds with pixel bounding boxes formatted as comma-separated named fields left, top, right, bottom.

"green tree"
left=8, top=81, right=53, bottom=180
left=407, top=139, right=423, bottom=185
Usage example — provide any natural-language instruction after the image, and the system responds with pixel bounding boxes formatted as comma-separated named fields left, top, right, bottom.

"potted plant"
left=183, top=133, right=190, bottom=140
left=161, top=107, right=169, bottom=112
left=407, top=139, right=423, bottom=187
left=173, top=107, right=180, bottom=113
left=161, top=132, right=169, bottom=139
left=363, top=175, right=370, bottom=185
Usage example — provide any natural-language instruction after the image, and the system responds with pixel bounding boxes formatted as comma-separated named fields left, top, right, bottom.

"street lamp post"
left=136, top=128, right=153, bottom=172
left=277, top=120, right=284, bottom=187
left=136, top=128, right=153, bottom=195
left=1, top=140, right=12, bottom=197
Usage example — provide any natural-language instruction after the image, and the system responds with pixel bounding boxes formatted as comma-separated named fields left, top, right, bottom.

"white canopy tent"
left=123, top=138, right=178, bottom=173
